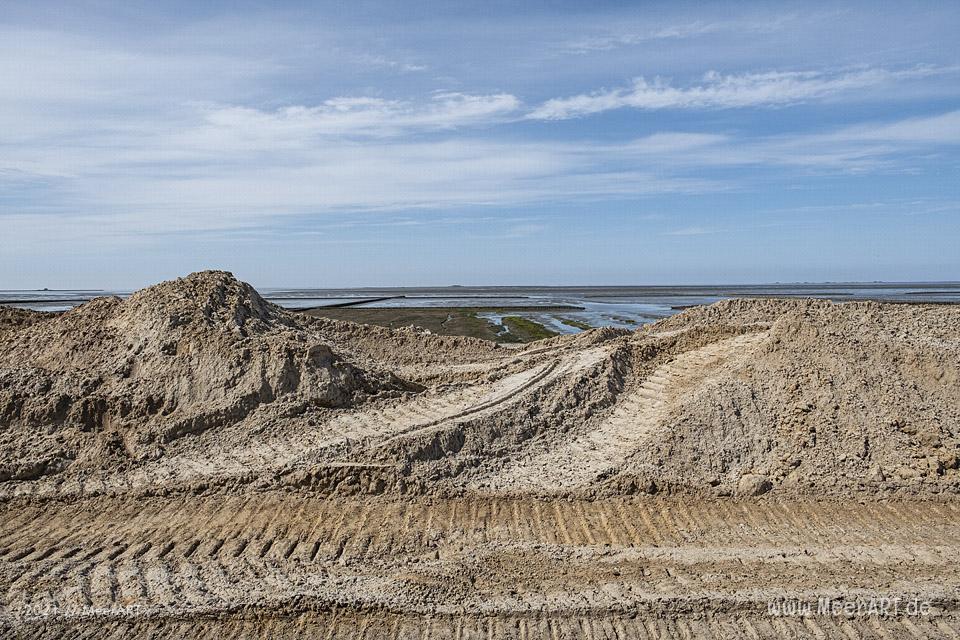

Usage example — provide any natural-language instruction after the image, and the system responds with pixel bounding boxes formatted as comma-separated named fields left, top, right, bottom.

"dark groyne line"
left=0, top=298, right=99, bottom=305
left=301, top=296, right=404, bottom=309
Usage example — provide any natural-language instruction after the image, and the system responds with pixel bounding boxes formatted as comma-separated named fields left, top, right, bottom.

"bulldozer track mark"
left=12, top=614, right=960, bottom=638
left=378, top=363, right=559, bottom=446
left=182, top=539, right=201, bottom=559
left=0, top=345, right=619, bottom=504
left=328, top=362, right=553, bottom=447
left=6, top=496, right=954, bottom=567
left=378, top=347, right=612, bottom=449
left=475, top=333, right=768, bottom=492
left=2, top=495, right=959, bottom=639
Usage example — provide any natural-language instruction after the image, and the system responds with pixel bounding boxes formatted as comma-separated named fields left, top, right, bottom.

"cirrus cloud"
left=528, top=66, right=956, bottom=120
left=200, top=92, right=521, bottom=140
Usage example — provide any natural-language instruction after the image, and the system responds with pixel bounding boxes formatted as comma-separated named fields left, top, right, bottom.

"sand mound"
left=437, top=298, right=960, bottom=498
left=610, top=298, right=960, bottom=496
left=2, top=278, right=958, bottom=500
left=0, top=271, right=410, bottom=481
left=0, top=307, right=51, bottom=337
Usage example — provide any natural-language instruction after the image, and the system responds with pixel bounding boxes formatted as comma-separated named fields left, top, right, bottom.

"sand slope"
left=617, top=299, right=960, bottom=497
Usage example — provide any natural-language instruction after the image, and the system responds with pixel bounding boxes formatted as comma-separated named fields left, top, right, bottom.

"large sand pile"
left=0, top=307, right=50, bottom=337
left=610, top=299, right=960, bottom=496
left=0, top=271, right=412, bottom=482
left=403, top=298, right=960, bottom=498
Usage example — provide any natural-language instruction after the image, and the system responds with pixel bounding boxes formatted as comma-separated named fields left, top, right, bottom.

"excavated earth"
left=2, top=271, right=959, bottom=638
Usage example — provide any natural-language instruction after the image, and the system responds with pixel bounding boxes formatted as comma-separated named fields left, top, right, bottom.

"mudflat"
left=301, top=305, right=580, bottom=342
left=2, top=271, right=959, bottom=638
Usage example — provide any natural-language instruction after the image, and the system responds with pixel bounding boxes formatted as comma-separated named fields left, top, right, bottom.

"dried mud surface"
left=2, top=272, right=959, bottom=638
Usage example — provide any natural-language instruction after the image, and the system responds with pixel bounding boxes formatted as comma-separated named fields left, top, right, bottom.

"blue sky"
left=1, top=0, right=958, bottom=288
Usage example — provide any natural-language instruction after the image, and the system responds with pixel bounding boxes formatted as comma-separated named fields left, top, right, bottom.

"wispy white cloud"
left=610, top=111, right=960, bottom=173
left=563, top=13, right=802, bottom=54
left=823, top=109, right=960, bottom=144
left=768, top=199, right=960, bottom=217
left=343, top=52, right=428, bottom=73
left=0, top=130, right=721, bottom=249
left=498, top=223, right=549, bottom=240
left=197, top=92, right=521, bottom=140
left=1, top=9, right=957, bottom=259
left=623, top=132, right=729, bottom=153
left=528, top=66, right=956, bottom=120
left=0, top=28, right=276, bottom=106
left=662, top=226, right=719, bottom=236
left=0, top=1, right=956, bottom=287
left=4, top=109, right=958, bottom=250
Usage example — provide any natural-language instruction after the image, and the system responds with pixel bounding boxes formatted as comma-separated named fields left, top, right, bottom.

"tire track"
left=3, top=496, right=959, bottom=640
left=376, top=346, right=612, bottom=450
left=474, top=332, right=768, bottom=492
left=6, top=348, right=611, bottom=503
left=23, top=614, right=953, bottom=640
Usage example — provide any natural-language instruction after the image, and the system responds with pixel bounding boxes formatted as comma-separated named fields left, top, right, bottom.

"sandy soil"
left=1, top=271, right=958, bottom=638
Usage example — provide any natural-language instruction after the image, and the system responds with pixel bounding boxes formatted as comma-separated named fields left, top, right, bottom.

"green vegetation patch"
left=301, top=307, right=568, bottom=343
left=558, top=317, right=593, bottom=330
left=500, top=316, right=558, bottom=342
left=302, top=307, right=502, bottom=341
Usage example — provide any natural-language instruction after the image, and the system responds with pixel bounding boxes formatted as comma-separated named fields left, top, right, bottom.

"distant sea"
left=3, top=283, right=960, bottom=335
